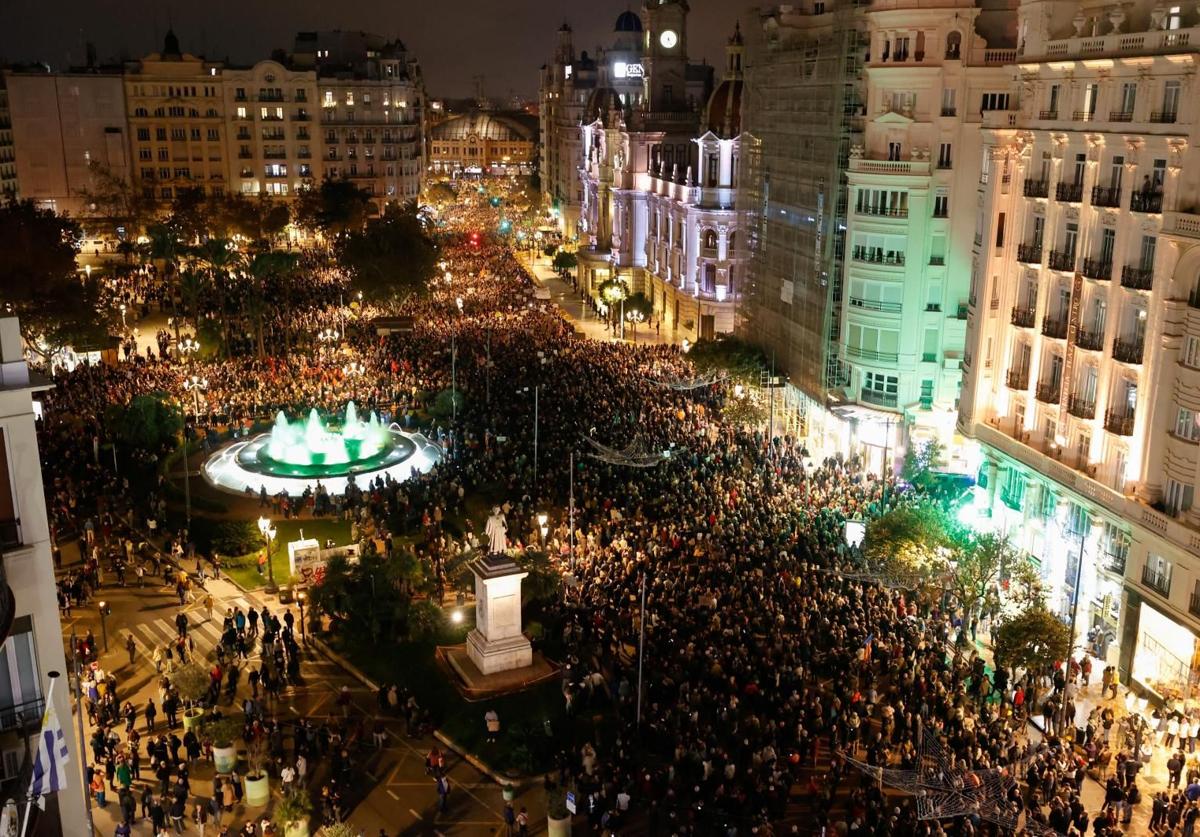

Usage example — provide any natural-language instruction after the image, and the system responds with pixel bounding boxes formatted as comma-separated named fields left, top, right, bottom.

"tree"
left=167, top=187, right=210, bottom=244
left=687, top=336, right=769, bottom=380
left=552, top=250, right=578, bottom=275
left=945, top=532, right=1015, bottom=637
left=0, top=199, right=111, bottom=359
left=993, top=605, right=1071, bottom=673
left=335, top=203, right=437, bottom=304
left=104, top=392, right=184, bottom=452
left=406, top=600, right=445, bottom=642
left=191, top=238, right=244, bottom=355
left=902, top=438, right=946, bottom=493
left=862, top=502, right=956, bottom=575
left=76, top=161, right=158, bottom=245
left=295, top=178, right=371, bottom=238
left=245, top=250, right=297, bottom=357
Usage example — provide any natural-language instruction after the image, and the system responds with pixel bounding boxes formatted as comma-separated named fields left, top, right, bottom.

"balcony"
left=1120, top=265, right=1153, bottom=291
left=1024, top=179, right=1050, bottom=199
left=1011, top=307, right=1037, bottom=328
left=848, top=297, right=902, bottom=313
left=1105, top=409, right=1136, bottom=436
left=850, top=247, right=905, bottom=266
left=1048, top=250, right=1076, bottom=272
left=1141, top=565, right=1171, bottom=597
left=929, top=256, right=945, bottom=266
left=1075, top=328, right=1105, bottom=351
left=0, top=696, right=45, bottom=734
left=1056, top=182, right=1084, bottom=203
left=1006, top=368, right=1030, bottom=390
left=1037, top=110, right=1059, bottom=120
left=940, top=107, right=957, bottom=117
left=1042, top=316, right=1069, bottom=339
left=860, top=388, right=899, bottom=408
left=1091, top=186, right=1121, bottom=208
left=856, top=204, right=909, bottom=218
left=1035, top=380, right=1062, bottom=403
left=1067, top=395, right=1097, bottom=419
left=1109, top=111, right=1134, bottom=123
left=1112, top=338, right=1144, bottom=365
left=1017, top=243, right=1043, bottom=265
left=1072, top=110, right=1097, bottom=122
left=1149, top=111, right=1178, bottom=124
left=846, top=345, right=900, bottom=362
left=1081, top=258, right=1112, bottom=281
left=1130, top=191, right=1163, bottom=213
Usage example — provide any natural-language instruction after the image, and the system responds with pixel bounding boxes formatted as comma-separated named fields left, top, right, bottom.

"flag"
left=27, top=684, right=69, bottom=798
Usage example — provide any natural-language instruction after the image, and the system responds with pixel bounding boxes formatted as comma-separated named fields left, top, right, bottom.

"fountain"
left=202, top=402, right=441, bottom=496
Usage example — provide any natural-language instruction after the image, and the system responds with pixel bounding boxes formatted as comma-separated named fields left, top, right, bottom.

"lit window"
left=345, top=92, right=354, bottom=106
left=324, top=91, right=334, bottom=107
left=237, top=106, right=247, bottom=119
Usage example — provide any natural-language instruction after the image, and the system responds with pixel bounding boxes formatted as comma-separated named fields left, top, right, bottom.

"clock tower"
left=642, top=0, right=689, bottom=112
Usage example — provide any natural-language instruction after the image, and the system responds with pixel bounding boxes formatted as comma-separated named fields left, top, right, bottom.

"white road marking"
left=386, top=790, right=399, bottom=800
left=409, top=809, right=422, bottom=820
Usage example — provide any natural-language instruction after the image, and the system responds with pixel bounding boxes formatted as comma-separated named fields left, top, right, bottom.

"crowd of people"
left=31, top=182, right=1190, bottom=837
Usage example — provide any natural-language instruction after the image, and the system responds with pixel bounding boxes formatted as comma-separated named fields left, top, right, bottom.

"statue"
left=485, top=507, right=508, bottom=555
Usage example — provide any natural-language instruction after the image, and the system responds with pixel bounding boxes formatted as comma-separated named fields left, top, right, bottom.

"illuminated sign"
left=612, top=62, right=644, bottom=79
left=564, top=64, right=573, bottom=79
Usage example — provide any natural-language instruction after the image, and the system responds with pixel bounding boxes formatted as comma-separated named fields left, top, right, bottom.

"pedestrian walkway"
left=115, top=596, right=263, bottom=668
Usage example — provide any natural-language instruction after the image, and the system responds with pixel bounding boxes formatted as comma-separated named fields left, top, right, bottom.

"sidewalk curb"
left=309, top=635, right=380, bottom=693
left=433, top=729, right=517, bottom=787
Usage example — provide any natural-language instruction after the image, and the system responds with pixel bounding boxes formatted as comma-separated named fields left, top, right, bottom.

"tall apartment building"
left=293, top=31, right=425, bottom=210
left=739, top=2, right=864, bottom=450
left=0, top=77, right=17, bottom=199
left=124, top=31, right=229, bottom=202
left=0, top=317, right=87, bottom=829
left=4, top=67, right=129, bottom=217
left=835, top=0, right=1016, bottom=471
left=958, top=0, right=1200, bottom=694
left=223, top=61, right=319, bottom=198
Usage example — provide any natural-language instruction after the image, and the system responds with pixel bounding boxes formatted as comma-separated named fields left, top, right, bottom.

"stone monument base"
left=440, top=644, right=558, bottom=700
left=466, top=628, right=533, bottom=675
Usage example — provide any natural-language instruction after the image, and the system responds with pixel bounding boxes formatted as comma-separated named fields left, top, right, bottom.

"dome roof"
left=584, top=87, right=624, bottom=126
left=430, top=112, right=534, bottom=143
left=704, top=79, right=744, bottom=138
left=614, top=11, right=643, bottom=33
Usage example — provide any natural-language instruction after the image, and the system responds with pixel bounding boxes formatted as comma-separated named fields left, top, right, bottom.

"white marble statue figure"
left=485, top=506, right=508, bottom=555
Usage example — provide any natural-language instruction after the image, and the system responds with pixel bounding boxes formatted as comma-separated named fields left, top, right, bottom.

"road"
left=57, top=538, right=535, bottom=836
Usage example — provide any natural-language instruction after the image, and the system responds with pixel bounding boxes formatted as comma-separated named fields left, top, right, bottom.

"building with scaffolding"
left=739, top=2, right=866, bottom=454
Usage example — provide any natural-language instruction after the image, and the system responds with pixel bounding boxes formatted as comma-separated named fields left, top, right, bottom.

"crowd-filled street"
left=19, top=182, right=1171, bottom=837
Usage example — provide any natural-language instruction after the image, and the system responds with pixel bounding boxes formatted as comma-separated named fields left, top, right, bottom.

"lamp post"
left=537, top=512, right=549, bottom=546
left=258, top=516, right=278, bottom=594
left=178, top=337, right=200, bottom=364
left=180, top=375, right=208, bottom=527
left=118, top=303, right=127, bottom=331
left=317, top=328, right=339, bottom=357
left=296, top=591, right=307, bottom=645
left=98, top=601, right=109, bottom=653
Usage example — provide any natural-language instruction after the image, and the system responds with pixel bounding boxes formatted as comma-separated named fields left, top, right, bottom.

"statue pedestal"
left=466, top=553, right=533, bottom=675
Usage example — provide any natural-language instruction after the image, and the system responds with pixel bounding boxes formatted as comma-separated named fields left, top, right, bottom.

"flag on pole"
left=27, top=683, right=69, bottom=798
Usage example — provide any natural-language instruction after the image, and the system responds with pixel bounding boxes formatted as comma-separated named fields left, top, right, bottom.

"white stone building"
left=223, top=60, right=319, bottom=198
left=958, top=0, right=1200, bottom=693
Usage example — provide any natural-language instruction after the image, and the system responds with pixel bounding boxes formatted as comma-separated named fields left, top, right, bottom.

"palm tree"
left=245, top=250, right=297, bottom=357
left=177, top=269, right=207, bottom=333
left=192, top=238, right=244, bottom=357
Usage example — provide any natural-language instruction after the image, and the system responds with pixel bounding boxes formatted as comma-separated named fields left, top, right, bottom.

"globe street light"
left=178, top=337, right=200, bottom=363
left=257, top=516, right=279, bottom=594
left=98, top=601, right=110, bottom=653
left=296, top=590, right=308, bottom=645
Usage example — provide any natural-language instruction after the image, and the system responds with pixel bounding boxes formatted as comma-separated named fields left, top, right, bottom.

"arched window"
left=704, top=229, right=718, bottom=250
left=703, top=264, right=717, bottom=293
left=728, top=231, right=737, bottom=254
left=946, top=31, right=962, bottom=59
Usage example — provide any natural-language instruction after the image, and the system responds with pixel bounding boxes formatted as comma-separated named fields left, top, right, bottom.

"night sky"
left=1, top=0, right=740, bottom=99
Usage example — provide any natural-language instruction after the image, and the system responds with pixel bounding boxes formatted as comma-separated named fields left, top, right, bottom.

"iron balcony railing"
left=1056, top=182, right=1084, bottom=202
left=1131, top=191, right=1163, bottom=213
left=1006, top=368, right=1030, bottom=390
left=1112, top=338, right=1145, bottom=365
left=860, top=389, right=899, bottom=408
left=1017, top=243, right=1043, bottom=264
left=1067, top=395, right=1096, bottom=419
left=1142, top=565, right=1171, bottom=596
left=0, top=696, right=45, bottom=733
left=1106, top=409, right=1136, bottom=436
left=1091, top=186, right=1121, bottom=208
left=1042, top=316, right=1069, bottom=339
left=1035, top=381, right=1061, bottom=403
left=1023, top=179, right=1050, bottom=198
left=1048, top=250, right=1076, bottom=272
left=1082, top=258, right=1112, bottom=281
left=1075, top=329, right=1105, bottom=351
left=1149, top=111, right=1178, bottom=124
left=1120, top=265, right=1153, bottom=290
left=1011, top=307, right=1037, bottom=328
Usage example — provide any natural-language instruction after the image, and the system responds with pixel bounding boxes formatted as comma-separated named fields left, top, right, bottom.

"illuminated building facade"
left=834, top=0, right=1014, bottom=473
left=958, top=0, right=1200, bottom=694
left=429, top=111, right=537, bottom=176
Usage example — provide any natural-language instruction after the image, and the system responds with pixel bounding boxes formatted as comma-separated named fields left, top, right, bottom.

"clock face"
left=660, top=29, right=678, bottom=49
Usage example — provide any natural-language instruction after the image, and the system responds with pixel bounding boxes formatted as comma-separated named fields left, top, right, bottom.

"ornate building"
left=573, top=2, right=724, bottom=341
left=958, top=0, right=1200, bottom=693
left=429, top=110, right=537, bottom=176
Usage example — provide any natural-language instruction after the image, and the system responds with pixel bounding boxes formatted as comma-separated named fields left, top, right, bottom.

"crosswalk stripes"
left=117, top=613, right=262, bottom=664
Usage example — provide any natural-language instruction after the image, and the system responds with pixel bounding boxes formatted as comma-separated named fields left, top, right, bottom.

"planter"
left=548, top=814, right=572, bottom=837
left=502, top=785, right=516, bottom=802
left=213, top=744, right=237, bottom=775
left=182, top=709, right=203, bottom=732
left=283, top=823, right=309, bottom=837
left=243, top=774, right=270, bottom=807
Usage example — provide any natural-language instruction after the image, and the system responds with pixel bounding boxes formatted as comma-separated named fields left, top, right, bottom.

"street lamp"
left=455, top=296, right=464, bottom=313
left=98, top=601, right=110, bottom=653
left=179, top=375, right=207, bottom=528
left=537, top=512, right=549, bottom=545
left=317, top=328, right=339, bottom=355
left=624, top=308, right=646, bottom=343
left=342, top=361, right=364, bottom=377
left=118, top=303, right=128, bottom=330
left=257, top=516, right=279, bottom=594
left=178, top=337, right=200, bottom=363
left=296, top=591, right=307, bottom=645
